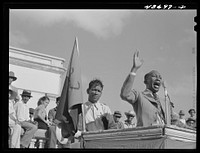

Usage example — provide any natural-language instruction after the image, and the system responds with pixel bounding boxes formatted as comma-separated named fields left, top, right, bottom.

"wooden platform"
left=81, top=125, right=196, bottom=149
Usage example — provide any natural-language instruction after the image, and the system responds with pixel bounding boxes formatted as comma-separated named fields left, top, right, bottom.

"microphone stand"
left=162, top=81, right=172, bottom=126
left=167, top=93, right=174, bottom=120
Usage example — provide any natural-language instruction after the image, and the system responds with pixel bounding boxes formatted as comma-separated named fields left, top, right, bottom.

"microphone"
left=162, top=81, right=168, bottom=96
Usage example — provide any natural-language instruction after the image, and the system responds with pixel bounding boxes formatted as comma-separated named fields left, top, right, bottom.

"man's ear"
left=86, top=88, right=89, bottom=94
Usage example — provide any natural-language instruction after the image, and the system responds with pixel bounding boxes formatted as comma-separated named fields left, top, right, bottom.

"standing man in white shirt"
left=14, top=90, right=38, bottom=148
left=178, top=110, right=186, bottom=125
left=75, top=79, right=117, bottom=137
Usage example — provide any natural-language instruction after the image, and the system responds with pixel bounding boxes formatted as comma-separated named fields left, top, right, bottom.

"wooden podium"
left=80, top=125, right=196, bottom=149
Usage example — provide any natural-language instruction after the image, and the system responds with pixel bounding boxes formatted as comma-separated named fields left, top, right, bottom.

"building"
left=9, top=46, right=66, bottom=112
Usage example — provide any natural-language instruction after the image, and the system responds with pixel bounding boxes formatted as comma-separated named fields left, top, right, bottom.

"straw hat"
left=9, top=71, right=17, bottom=81
left=21, top=90, right=32, bottom=97
left=125, top=110, right=135, bottom=117
left=179, top=110, right=185, bottom=115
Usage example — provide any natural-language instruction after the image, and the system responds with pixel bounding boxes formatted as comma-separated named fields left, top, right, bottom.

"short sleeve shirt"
left=34, top=105, right=47, bottom=121
left=84, top=101, right=112, bottom=124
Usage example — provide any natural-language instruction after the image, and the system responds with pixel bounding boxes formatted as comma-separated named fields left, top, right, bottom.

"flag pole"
left=76, top=37, right=86, bottom=132
left=81, top=103, right=86, bottom=132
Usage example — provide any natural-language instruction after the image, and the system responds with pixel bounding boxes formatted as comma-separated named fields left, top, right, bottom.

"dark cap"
left=114, top=111, right=122, bottom=118
left=188, top=109, right=195, bottom=114
left=186, top=117, right=195, bottom=123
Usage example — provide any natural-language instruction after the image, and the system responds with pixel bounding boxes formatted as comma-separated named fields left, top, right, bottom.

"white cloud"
left=11, top=9, right=132, bottom=38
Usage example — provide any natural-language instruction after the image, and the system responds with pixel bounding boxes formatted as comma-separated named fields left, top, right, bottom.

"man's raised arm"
left=120, top=51, right=144, bottom=103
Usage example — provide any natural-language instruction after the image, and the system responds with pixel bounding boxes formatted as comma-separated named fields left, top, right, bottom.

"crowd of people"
left=9, top=51, right=196, bottom=149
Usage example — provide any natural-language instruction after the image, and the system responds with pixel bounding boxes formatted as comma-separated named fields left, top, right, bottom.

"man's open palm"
left=133, top=51, right=144, bottom=70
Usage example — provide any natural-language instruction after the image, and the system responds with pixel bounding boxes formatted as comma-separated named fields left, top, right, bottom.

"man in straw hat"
left=9, top=86, right=21, bottom=148
left=9, top=71, right=18, bottom=92
left=178, top=110, right=186, bottom=125
left=113, top=111, right=124, bottom=129
left=14, top=90, right=38, bottom=148
left=120, top=51, right=165, bottom=127
left=124, top=110, right=137, bottom=128
left=9, top=71, right=17, bottom=85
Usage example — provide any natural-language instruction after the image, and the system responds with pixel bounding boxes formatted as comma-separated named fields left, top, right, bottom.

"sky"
left=9, top=9, right=196, bottom=121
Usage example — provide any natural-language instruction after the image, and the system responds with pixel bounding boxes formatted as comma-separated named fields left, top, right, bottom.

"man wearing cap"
left=14, top=90, right=38, bottom=148
left=124, top=110, right=137, bottom=128
left=113, top=111, right=124, bottom=129
left=186, top=117, right=196, bottom=129
left=120, top=51, right=166, bottom=127
left=178, top=110, right=186, bottom=125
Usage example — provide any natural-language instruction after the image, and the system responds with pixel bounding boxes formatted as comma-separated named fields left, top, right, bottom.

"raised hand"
left=132, top=50, right=144, bottom=72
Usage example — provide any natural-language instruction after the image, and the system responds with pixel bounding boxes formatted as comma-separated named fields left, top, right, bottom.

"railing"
left=29, top=129, right=48, bottom=148
left=8, top=128, right=49, bottom=148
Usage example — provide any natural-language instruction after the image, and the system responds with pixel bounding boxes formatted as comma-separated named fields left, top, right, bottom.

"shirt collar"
left=87, top=100, right=99, bottom=105
left=144, top=89, right=158, bottom=97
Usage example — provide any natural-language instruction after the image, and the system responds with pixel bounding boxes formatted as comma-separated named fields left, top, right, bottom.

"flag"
left=55, top=37, right=83, bottom=140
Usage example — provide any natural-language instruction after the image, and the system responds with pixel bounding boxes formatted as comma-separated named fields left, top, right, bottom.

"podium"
left=80, top=125, right=196, bottom=149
